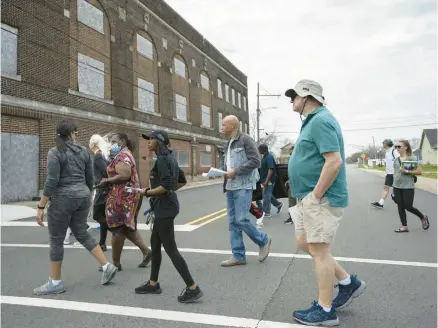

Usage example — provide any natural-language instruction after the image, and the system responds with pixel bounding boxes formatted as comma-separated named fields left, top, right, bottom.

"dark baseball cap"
left=382, top=138, right=393, bottom=146
left=142, top=130, right=170, bottom=145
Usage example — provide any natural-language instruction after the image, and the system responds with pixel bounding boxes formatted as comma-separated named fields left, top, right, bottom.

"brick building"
left=1, top=0, right=249, bottom=203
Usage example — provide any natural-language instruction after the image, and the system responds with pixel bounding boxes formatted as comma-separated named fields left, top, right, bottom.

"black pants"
left=150, top=219, right=194, bottom=287
left=93, top=203, right=108, bottom=246
left=393, top=188, right=424, bottom=226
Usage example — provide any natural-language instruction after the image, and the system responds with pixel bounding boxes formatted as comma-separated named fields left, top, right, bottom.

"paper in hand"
left=202, top=167, right=227, bottom=178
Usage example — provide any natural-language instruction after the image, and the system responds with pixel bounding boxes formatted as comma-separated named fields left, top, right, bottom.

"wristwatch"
left=144, top=188, right=151, bottom=198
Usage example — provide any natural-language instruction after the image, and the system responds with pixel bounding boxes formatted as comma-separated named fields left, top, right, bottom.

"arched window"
left=71, top=0, right=111, bottom=101
left=133, top=31, right=158, bottom=113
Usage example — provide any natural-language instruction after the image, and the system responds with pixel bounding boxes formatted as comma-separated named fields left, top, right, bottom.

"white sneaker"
left=256, top=212, right=265, bottom=227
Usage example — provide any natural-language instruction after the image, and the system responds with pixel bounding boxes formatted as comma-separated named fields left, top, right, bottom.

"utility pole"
left=372, top=136, right=376, bottom=158
left=256, top=82, right=281, bottom=143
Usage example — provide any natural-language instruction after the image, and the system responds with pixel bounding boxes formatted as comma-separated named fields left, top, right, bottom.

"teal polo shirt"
left=288, top=107, right=348, bottom=208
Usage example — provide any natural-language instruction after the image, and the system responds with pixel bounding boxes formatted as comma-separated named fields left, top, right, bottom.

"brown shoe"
left=221, top=257, right=246, bottom=267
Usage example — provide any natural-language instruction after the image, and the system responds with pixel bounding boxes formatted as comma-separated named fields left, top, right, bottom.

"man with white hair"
left=285, top=80, right=366, bottom=326
left=220, top=115, right=272, bottom=267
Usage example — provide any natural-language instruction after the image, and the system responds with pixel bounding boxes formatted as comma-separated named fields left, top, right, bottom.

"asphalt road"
left=1, top=166, right=437, bottom=328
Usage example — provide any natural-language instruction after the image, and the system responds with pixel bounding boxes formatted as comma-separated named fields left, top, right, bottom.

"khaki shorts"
left=294, top=192, right=344, bottom=244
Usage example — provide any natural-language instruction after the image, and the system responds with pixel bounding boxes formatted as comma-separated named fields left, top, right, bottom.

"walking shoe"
left=332, top=275, right=366, bottom=310
left=138, top=249, right=152, bottom=267
left=277, top=203, right=284, bottom=214
left=101, top=263, right=117, bottom=285
left=264, top=213, right=272, bottom=219
left=293, top=301, right=339, bottom=326
left=284, top=216, right=293, bottom=224
left=134, top=281, right=162, bottom=294
left=221, top=256, right=246, bottom=267
left=33, top=279, right=66, bottom=296
left=177, top=285, right=203, bottom=303
left=421, top=215, right=430, bottom=230
left=256, top=212, right=265, bottom=227
left=371, top=202, right=383, bottom=209
left=258, top=237, right=271, bottom=262
left=99, top=263, right=122, bottom=272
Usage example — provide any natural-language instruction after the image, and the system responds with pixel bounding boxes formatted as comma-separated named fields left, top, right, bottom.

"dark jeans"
left=93, top=203, right=108, bottom=246
left=48, top=196, right=98, bottom=262
left=393, top=188, right=424, bottom=226
left=150, top=219, right=195, bottom=287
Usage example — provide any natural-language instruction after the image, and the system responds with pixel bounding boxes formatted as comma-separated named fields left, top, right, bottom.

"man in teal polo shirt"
left=285, top=80, right=366, bottom=326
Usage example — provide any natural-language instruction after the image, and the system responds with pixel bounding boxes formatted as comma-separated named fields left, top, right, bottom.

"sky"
left=165, top=0, right=437, bottom=156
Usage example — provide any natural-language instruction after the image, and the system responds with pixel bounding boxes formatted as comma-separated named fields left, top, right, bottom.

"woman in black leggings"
left=392, top=140, right=429, bottom=233
left=134, top=130, right=203, bottom=303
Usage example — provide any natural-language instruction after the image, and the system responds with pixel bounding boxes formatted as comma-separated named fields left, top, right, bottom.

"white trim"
left=68, top=89, right=114, bottom=105
left=0, top=296, right=304, bottom=328
left=201, top=126, right=214, bottom=131
left=1, top=73, right=21, bottom=81
left=63, top=9, right=70, bottom=18
left=132, top=0, right=247, bottom=89
left=1, top=243, right=436, bottom=268
left=173, top=117, right=192, bottom=125
left=0, top=95, right=223, bottom=143
left=133, top=107, right=161, bottom=117
left=1, top=23, right=18, bottom=34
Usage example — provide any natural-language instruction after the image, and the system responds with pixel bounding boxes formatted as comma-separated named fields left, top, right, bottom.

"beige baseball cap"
left=285, top=79, right=326, bottom=105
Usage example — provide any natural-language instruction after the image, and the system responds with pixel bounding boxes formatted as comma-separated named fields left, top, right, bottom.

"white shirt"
left=226, top=138, right=234, bottom=170
left=385, top=147, right=399, bottom=174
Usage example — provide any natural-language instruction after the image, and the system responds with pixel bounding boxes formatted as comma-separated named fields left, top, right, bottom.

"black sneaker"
left=138, top=249, right=152, bottom=267
left=134, top=281, right=162, bottom=294
left=371, top=202, right=383, bottom=209
left=177, top=286, right=203, bottom=303
left=100, top=244, right=107, bottom=252
left=284, top=217, right=293, bottom=224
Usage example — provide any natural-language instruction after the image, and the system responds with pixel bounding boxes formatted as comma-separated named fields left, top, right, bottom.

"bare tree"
left=409, top=138, right=421, bottom=150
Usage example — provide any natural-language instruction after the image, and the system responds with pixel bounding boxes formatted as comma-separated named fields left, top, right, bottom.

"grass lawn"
left=370, top=164, right=437, bottom=173
left=422, top=172, right=438, bottom=179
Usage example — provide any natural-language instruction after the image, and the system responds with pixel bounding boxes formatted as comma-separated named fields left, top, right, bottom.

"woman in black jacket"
left=134, top=130, right=203, bottom=303
left=89, top=134, right=110, bottom=251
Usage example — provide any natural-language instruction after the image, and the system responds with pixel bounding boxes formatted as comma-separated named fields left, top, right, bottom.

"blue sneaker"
left=332, top=274, right=366, bottom=310
left=293, top=301, right=339, bottom=326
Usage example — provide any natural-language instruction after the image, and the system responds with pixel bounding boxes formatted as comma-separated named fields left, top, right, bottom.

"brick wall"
left=1, top=115, right=39, bottom=135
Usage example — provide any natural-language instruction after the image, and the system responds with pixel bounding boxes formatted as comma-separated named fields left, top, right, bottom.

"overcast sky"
left=166, top=0, right=437, bottom=156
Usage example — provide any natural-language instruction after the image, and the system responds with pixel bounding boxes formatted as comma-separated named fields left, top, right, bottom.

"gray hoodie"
left=43, top=141, right=94, bottom=198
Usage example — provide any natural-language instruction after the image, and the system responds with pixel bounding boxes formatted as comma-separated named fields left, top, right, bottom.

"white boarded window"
left=177, top=150, right=189, bottom=167
left=200, top=152, right=212, bottom=167
left=137, top=34, right=153, bottom=60
left=225, top=84, right=229, bottom=102
left=138, top=78, right=154, bottom=112
left=175, top=93, right=187, bottom=121
left=239, top=121, right=243, bottom=131
left=243, top=96, right=247, bottom=111
left=231, top=88, right=236, bottom=106
left=78, top=53, right=104, bottom=98
left=174, top=57, right=186, bottom=78
left=217, top=79, right=222, bottom=98
left=77, top=0, right=104, bottom=34
left=237, top=92, right=241, bottom=108
left=1, top=24, right=18, bottom=76
left=218, top=112, right=223, bottom=130
left=201, top=73, right=209, bottom=90
left=201, top=105, right=211, bottom=128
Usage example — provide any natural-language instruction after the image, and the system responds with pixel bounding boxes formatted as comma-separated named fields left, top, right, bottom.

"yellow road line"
left=184, top=208, right=227, bottom=225
left=198, top=212, right=228, bottom=227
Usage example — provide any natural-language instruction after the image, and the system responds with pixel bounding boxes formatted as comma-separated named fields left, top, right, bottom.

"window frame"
left=77, top=53, right=105, bottom=99
left=174, top=57, right=186, bottom=79
left=136, top=34, right=154, bottom=60
left=200, top=151, right=212, bottom=167
left=201, top=104, right=211, bottom=128
left=137, top=78, right=155, bottom=112
left=77, top=0, right=104, bottom=34
left=1, top=23, right=19, bottom=78
left=175, top=93, right=188, bottom=121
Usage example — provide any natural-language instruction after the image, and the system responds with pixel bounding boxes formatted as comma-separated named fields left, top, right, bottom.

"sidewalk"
left=360, top=169, right=437, bottom=194
left=1, top=178, right=223, bottom=222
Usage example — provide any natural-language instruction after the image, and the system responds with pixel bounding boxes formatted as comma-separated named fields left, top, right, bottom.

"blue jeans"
left=226, top=189, right=269, bottom=261
left=263, top=183, right=282, bottom=215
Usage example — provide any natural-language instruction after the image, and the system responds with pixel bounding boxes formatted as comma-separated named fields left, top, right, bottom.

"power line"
left=267, top=122, right=438, bottom=134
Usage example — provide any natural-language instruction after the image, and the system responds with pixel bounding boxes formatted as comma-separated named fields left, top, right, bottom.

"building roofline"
left=134, top=0, right=247, bottom=89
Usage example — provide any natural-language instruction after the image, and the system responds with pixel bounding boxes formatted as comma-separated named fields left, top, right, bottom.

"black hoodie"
left=43, top=141, right=94, bottom=198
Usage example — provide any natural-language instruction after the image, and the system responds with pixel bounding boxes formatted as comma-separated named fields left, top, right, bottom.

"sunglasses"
left=395, top=145, right=403, bottom=148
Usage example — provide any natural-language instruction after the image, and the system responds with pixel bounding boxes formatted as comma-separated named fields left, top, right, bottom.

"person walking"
left=285, top=80, right=366, bottom=326
left=258, top=144, right=284, bottom=218
left=34, top=119, right=117, bottom=295
left=134, top=130, right=203, bottom=303
left=99, top=132, right=152, bottom=271
left=220, top=115, right=272, bottom=267
left=284, top=144, right=296, bottom=224
left=89, top=134, right=110, bottom=252
left=371, top=139, right=398, bottom=209
left=392, top=140, right=429, bottom=232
